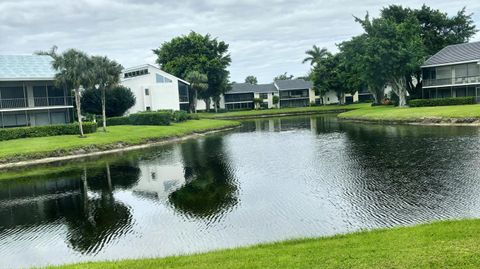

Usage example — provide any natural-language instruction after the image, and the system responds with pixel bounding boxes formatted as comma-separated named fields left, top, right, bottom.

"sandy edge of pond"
left=0, top=126, right=238, bottom=170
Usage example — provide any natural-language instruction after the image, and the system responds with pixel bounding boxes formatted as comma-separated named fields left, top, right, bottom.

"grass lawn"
left=0, top=119, right=240, bottom=162
left=338, top=104, right=480, bottom=122
left=198, top=103, right=369, bottom=119
left=47, top=219, right=480, bottom=269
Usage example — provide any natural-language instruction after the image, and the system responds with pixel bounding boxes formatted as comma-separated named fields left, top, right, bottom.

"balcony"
left=423, top=76, right=480, bottom=87
left=0, top=97, right=72, bottom=110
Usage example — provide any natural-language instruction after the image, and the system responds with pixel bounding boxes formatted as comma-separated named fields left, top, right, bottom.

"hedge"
left=0, top=123, right=97, bottom=141
left=105, top=116, right=130, bottom=126
left=409, top=97, right=476, bottom=107
left=129, top=112, right=172, bottom=126
left=172, top=110, right=189, bottom=123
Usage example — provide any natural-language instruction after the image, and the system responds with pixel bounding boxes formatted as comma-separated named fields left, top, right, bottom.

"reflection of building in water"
left=132, top=147, right=186, bottom=200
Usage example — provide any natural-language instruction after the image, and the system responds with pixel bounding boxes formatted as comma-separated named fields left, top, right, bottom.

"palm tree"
left=185, top=71, right=208, bottom=113
left=52, top=49, right=91, bottom=137
left=89, top=56, right=123, bottom=132
left=302, top=45, right=330, bottom=66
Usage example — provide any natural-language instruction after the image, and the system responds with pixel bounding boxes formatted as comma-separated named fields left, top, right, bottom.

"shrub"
left=0, top=123, right=97, bottom=141
left=129, top=112, right=172, bottom=126
left=408, top=97, right=476, bottom=107
left=81, top=86, right=136, bottom=117
left=272, top=95, right=280, bottom=105
left=172, top=110, right=189, bottom=122
left=105, top=116, right=131, bottom=126
left=188, top=114, right=200, bottom=120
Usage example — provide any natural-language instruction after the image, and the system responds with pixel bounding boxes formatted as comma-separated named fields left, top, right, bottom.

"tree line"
left=305, top=5, right=477, bottom=106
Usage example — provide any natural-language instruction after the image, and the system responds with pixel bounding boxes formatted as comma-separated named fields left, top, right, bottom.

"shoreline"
left=0, top=126, right=238, bottom=170
left=338, top=117, right=480, bottom=126
left=208, top=109, right=351, bottom=120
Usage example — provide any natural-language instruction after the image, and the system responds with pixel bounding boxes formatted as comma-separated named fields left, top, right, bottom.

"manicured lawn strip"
left=338, top=104, right=480, bottom=122
left=47, top=219, right=480, bottom=269
left=0, top=119, right=240, bottom=162
left=198, top=103, right=370, bottom=119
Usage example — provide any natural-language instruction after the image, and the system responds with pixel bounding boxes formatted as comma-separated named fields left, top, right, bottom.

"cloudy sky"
left=1, top=0, right=479, bottom=83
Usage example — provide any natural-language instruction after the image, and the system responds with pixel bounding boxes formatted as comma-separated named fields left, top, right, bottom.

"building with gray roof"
left=0, top=55, right=73, bottom=128
left=422, top=42, right=480, bottom=102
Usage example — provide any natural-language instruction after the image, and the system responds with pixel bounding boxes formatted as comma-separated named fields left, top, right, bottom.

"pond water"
left=1, top=115, right=480, bottom=268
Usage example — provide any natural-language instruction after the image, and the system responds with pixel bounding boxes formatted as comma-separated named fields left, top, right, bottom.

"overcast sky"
left=1, top=0, right=479, bottom=83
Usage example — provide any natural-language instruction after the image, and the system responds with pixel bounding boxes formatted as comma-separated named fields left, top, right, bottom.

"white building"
left=120, top=64, right=192, bottom=113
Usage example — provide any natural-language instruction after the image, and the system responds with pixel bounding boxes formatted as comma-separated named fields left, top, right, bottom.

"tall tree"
left=88, top=56, right=123, bottom=132
left=274, top=72, right=294, bottom=81
left=185, top=71, right=208, bottom=113
left=380, top=5, right=477, bottom=97
left=302, top=45, right=331, bottom=66
left=244, top=75, right=258, bottom=84
left=153, top=31, right=231, bottom=111
left=354, top=14, right=425, bottom=106
left=51, top=49, right=91, bottom=137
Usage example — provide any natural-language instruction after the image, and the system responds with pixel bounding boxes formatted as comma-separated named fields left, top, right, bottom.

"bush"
left=105, top=116, right=130, bottom=126
left=129, top=112, right=172, bottom=126
left=408, top=97, right=476, bottom=107
left=81, top=86, right=136, bottom=117
left=188, top=114, right=200, bottom=120
left=172, top=110, right=189, bottom=122
left=0, top=123, right=97, bottom=141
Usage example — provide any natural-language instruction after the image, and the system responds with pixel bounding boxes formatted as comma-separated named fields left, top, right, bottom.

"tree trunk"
left=193, top=89, right=198, bottom=114
left=101, top=87, right=107, bottom=132
left=74, top=88, right=85, bottom=137
left=204, top=98, right=211, bottom=112
left=391, top=77, right=408, bottom=107
left=337, top=92, right=345, bottom=105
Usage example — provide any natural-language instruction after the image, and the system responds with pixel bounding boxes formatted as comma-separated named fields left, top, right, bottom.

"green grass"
left=338, top=104, right=480, bottom=122
left=0, top=119, right=240, bottom=163
left=198, top=103, right=369, bottom=119
left=47, top=219, right=480, bottom=269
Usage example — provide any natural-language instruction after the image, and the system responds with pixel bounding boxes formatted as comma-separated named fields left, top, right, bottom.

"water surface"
left=1, top=115, right=480, bottom=268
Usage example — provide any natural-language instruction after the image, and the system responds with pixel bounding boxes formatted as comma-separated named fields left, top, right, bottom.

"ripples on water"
left=0, top=115, right=480, bottom=268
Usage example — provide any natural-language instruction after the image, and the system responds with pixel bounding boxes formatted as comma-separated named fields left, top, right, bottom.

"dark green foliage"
left=274, top=72, right=294, bottom=81
left=128, top=112, right=172, bottom=126
left=0, top=123, right=97, bottom=141
left=172, top=111, right=189, bottom=122
left=408, top=97, right=476, bottom=107
left=105, top=116, right=131, bottom=126
left=272, top=95, right=280, bottom=105
left=188, top=114, right=200, bottom=120
left=81, top=86, right=136, bottom=117
left=245, top=76, right=258, bottom=84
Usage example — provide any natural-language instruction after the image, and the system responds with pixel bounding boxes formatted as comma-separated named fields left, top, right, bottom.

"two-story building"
left=0, top=55, right=73, bottom=128
left=421, top=41, right=480, bottom=102
left=222, top=83, right=278, bottom=110
left=275, top=79, right=315, bottom=108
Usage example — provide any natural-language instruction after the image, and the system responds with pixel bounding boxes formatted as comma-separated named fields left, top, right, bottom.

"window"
left=124, top=69, right=148, bottom=78
left=259, top=93, right=268, bottom=99
left=146, top=106, right=151, bottom=111
left=156, top=74, right=172, bottom=83
left=145, top=88, right=150, bottom=95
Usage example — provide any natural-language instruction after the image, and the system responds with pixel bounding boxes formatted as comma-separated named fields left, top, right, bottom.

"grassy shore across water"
left=46, top=219, right=480, bottom=269
left=0, top=119, right=240, bottom=164
left=338, top=104, right=480, bottom=123
left=198, top=103, right=369, bottom=119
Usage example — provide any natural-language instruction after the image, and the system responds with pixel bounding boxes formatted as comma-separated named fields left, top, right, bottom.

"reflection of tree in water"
left=168, top=136, right=238, bottom=220
left=63, top=159, right=140, bottom=254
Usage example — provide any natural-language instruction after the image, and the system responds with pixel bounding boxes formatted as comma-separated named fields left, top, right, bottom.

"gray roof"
left=0, top=55, right=56, bottom=81
left=227, top=83, right=277, bottom=94
left=274, top=79, right=313, bottom=90
left=423, top=41, right=480, bottom=67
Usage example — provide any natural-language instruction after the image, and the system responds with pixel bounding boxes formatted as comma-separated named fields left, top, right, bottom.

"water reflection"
left=0, top=115, right=479, bottom=269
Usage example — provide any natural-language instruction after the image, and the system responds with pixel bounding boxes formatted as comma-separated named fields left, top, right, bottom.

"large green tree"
left=380, top=5, right=477, bottom=97
left=51, top=49, right=92, bottom=137
left=245, top=75, right=258, bottom=84
left=88, top=56, right=123, bottom=132
left=153, top=31, right=231, bottom=112
left=354, top=14, right=425, bottom=106
left=185, top=71, right=208, bottom=113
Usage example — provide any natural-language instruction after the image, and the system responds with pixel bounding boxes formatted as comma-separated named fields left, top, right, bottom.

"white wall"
left=121, top=65, right=183, bottom=114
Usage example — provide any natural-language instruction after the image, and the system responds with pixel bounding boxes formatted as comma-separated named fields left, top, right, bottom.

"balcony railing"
left=0, top=97, right=72, bottom=109
left=423, top=76, right=480, bottom=87
left=34, top=97, right=72, bottom=107
left=1, top=98, right=28, bottom=109
left=280, top=94, right=309, bottom=100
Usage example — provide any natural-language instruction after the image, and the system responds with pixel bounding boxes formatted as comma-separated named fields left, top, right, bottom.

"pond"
left=1, top=115, right=480, bottom=268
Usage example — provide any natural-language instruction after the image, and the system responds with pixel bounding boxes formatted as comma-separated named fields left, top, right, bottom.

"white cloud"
left=0, top=0, right=479, bottom=83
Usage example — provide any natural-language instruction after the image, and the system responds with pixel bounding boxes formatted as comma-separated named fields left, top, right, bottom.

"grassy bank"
left=198, top=103, right=369, bottom=119
left=0, top=119, right=240, bottom=164
left=338, top=104, right=480, bottom=123
left=47, top=219, right=480, bottom=269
